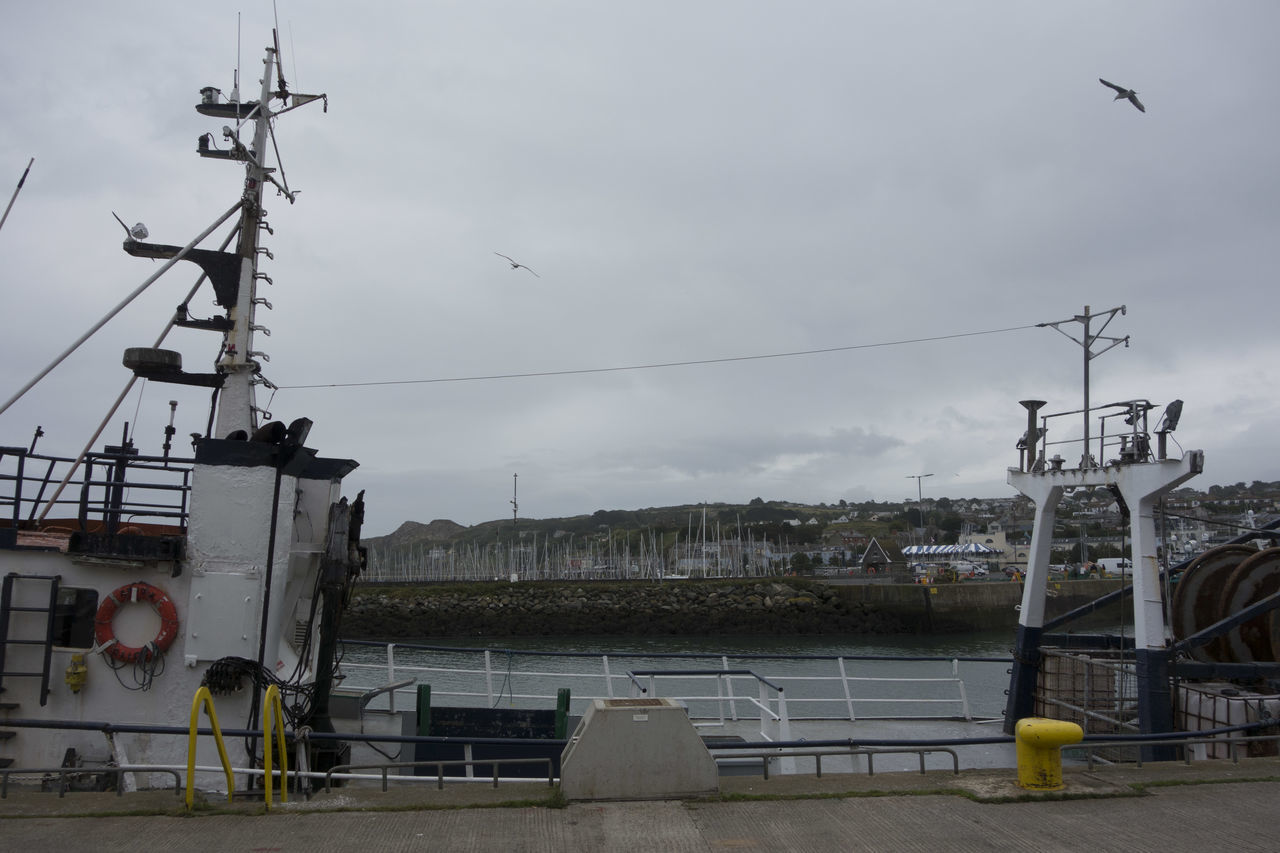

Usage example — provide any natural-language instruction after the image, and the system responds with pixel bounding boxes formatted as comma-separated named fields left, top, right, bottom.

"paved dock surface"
left=3, top=758, right=1280, bottom=851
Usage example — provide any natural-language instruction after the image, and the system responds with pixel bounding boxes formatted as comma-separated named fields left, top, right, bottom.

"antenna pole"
left=0, top=157, right=34, bottom=238
left=511, top=473, right=519, bottom=532
left=232, top=13, right=241, bottom=103
left=1035, top=305, right=1128, bottom=468
left=212, top=41, right=278, bottom=438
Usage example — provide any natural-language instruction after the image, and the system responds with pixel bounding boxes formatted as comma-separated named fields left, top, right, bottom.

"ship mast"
left=214, top=45, right=278, bottom=439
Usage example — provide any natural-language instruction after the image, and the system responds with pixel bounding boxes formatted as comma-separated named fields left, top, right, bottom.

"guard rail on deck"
left=337, top=642, right=983, bottom=723
left=711, top=746, right=961, bottom=779
left=1065, top=732, right=1280, bottom=769
left=0, top=766, right=183, bottom=798
left=628, top=668, right=792, bottom=744
left=323, top=758, right=555, bottom=792
left=0, top=446, right=193, bottom=530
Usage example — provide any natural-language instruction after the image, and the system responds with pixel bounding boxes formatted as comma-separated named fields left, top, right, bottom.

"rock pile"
left=341, top=579, right=904, bottom=639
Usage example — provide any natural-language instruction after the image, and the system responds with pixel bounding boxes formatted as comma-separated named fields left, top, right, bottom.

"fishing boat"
left=3, top=37, right=1277, bottom=803
left=0, top=32, right=366, bottom=789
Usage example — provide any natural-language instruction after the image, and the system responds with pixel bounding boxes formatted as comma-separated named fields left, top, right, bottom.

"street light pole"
left=906, top=473, right=934, bottom=551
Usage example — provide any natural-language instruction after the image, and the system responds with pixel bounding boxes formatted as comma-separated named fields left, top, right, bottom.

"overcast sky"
left=2, top=2, right=1278, bottom=537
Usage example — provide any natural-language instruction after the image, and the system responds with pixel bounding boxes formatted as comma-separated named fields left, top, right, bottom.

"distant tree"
left=790, top=552, right=812, bottom=573
left=838, top=499, right=848, bottom=508
left=938, top=514, right=964, bottom=536
left=749, top=497, right=765, bottom=506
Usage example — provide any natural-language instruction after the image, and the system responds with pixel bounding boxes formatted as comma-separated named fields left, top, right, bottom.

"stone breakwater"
left=341, top=580, right=906, bottom=639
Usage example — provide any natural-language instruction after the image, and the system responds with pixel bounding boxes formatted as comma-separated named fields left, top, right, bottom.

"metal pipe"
left=0, top=157, right=33, bottom=237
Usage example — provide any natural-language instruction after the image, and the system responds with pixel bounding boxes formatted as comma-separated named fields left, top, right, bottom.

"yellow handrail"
left=263, top=684, right=288, bottom=808
left=186, top=686, right=236, bottom=810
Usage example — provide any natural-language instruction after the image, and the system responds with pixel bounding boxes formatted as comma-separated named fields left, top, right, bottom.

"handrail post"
left=262, top=684, right=288, bottom=809
left=757, top=680, right=769, bottom=740
left=722, top=656, right=739, bottom=721
left=775, top=688, right=792, bottom=744
left=387, top=643, right=397, bottom=703
left=484, top=650, right=494, bottom=705
left=186, top=686, right=235, bottom=810
left=838, top=657, right=856, bottom=721
left=953, top=659, right=972, bottom=720
left=602, top=655, right=614, bottom=699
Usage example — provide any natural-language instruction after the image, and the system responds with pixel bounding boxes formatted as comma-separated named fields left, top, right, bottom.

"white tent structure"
left=902, top=543, right=999, bottom=557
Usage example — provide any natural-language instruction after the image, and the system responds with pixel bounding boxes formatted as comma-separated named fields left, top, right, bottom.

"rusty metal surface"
left=1170, top=545, right=1256, bottom=662
left=1217, top=548, right=1280, bottom=663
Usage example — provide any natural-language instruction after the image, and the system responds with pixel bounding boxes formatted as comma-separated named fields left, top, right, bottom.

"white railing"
left=335, top=644, right=981, bottom=724
left=624, top=668, right=793, bottom=744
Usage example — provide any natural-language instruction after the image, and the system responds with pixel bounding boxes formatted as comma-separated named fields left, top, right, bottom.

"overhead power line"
left=279, top=323, right=1039, bottom=391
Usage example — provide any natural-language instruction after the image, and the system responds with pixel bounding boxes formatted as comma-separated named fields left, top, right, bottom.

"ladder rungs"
left=0, top=671, right=46, bottom=678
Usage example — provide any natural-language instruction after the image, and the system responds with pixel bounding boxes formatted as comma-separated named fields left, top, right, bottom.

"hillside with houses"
left=360, top=482, right=1280, bottom=583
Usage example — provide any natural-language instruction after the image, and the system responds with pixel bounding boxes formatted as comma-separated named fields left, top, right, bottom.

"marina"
left=0, top=17, right=1279, bottom=830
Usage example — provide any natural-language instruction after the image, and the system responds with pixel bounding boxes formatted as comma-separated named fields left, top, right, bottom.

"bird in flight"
left=1099, top=78, right=1145, bottom=113
left=495, top=252, right=540, bottom=277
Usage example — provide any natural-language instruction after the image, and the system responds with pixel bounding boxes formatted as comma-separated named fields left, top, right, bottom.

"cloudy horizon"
left=2, top=3, right=1278, bottom=537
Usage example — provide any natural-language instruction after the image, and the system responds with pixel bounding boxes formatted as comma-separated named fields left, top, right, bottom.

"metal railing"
left=0, top=446, right=192, bottom=531
left=0, top=766, right=183, bottom=798
left=1065, top=732, right=1280, bottom=769
left=336, top=642, right=988, bottom=724
left=1036, top=649, right=1139, bottom=734
left=1021, top=398, right=1180, bottom=473
left=627, top=668, right=791, bottom=743
left=711, top=745, right=961, bottom=779
left=323, top=757, right=555, bottom=792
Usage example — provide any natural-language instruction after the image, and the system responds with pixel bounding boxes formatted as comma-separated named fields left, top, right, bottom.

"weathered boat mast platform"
left=1003, top=305, right=1280, bottom=749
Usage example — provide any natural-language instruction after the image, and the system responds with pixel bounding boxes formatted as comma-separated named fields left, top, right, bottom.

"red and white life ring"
left=94, top=582, right=180, bottom=664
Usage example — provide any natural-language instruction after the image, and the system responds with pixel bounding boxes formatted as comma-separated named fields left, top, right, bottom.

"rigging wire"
left=279, top=323, right=1038, bottom=390
left=127, top=379, right=146, bottom=444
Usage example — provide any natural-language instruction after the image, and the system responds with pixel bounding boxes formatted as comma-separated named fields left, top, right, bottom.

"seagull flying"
left=1099, top=78, right=1145, bottom=113
left=495, top=252, right=540, bottom=277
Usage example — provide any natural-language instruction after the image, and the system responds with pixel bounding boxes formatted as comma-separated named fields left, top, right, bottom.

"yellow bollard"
left=1015, top=717, right=1083, bottom=791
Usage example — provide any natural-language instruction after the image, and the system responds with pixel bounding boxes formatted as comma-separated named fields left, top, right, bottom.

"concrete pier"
left=2, top=758, right=1279, bottom=851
